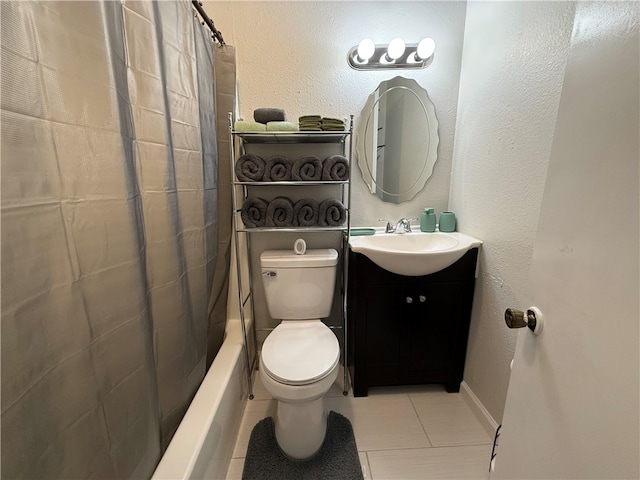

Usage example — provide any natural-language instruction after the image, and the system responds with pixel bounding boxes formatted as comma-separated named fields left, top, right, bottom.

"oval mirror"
left=356, top=76, right=439, bottom=203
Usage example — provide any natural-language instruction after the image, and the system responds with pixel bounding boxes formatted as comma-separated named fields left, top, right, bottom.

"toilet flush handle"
left=263, top=271, right=277, bottom=277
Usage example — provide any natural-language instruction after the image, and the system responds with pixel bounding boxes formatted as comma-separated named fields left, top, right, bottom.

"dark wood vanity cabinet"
left=347, top=248, right=479, bottom=397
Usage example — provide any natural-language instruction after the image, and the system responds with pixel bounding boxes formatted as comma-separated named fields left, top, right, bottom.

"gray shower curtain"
left=1, top=1, right=232, bottom=478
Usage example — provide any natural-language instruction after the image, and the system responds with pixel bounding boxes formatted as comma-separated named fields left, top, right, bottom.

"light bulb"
left=415, top=38, right=436, bottom=60
left=356, top=39, right=375, bottom=62
left=386, top=38, right=405, bottom=61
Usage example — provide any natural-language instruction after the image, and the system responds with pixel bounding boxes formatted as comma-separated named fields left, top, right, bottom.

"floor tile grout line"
left=359, top=446, right=438, bottom=454
left=408, top=391, right=434, bottom=447
left=363, top=451, right=372, bottom=480
left=363, top=442, right=494, bottom=452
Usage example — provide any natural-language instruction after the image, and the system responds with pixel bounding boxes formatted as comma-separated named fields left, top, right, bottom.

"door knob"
left=504, top=306, right=544, bottom=335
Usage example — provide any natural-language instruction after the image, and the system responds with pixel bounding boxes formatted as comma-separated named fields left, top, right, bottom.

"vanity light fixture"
left=415, top=38, right=436, bottom=61
left=356, top=38, right=376, bottom=63
left=384, top=38, right=406, bottom=62
left=347, top=37, right=435, bottom=70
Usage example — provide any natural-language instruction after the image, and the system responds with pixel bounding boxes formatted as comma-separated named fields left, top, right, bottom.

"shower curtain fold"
left=207, top=44, right=237, bottom=368
left=0, top=1, right=231, bottom=478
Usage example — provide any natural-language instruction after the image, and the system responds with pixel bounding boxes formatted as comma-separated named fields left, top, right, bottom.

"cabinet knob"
left=419, top=295, right=427, bottom=303
left=406, top=297, right=413, bottom=304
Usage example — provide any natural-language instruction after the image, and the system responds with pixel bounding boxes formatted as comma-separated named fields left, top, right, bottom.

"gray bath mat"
left=242, top=411, right=364, bottom=480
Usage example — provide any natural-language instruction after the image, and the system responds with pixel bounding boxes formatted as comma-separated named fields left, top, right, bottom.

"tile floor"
left=226, top=368, right=494, bottom=479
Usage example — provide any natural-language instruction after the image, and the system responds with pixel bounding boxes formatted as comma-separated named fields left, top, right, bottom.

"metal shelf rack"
left=229, top=113, right=353, bottom=399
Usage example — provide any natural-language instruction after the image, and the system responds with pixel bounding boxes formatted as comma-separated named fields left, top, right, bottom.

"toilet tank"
left=260, top=248, right=338, bottom=320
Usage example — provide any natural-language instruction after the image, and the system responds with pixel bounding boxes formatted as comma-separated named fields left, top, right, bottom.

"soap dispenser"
left=420, top=208, right=436, bottom=232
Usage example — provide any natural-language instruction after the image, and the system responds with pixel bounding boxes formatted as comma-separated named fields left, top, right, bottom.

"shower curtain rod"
left=192, top=0, right=225, bottom=45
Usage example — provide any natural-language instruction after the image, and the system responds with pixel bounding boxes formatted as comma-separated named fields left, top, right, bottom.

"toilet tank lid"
left=260, top=248, right=338, bottom=268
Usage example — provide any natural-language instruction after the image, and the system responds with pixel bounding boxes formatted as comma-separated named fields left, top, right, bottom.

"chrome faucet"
left=379, top=219, right=396, bottom=233
left=395, top=218, right=413, bottom=233
left=379, top=218, right=415, bottom=233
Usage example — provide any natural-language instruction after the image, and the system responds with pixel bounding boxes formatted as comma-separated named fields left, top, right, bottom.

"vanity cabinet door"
left=362, top=285, right=411, bottom=382
left=405, top=282, right=470, bottom=392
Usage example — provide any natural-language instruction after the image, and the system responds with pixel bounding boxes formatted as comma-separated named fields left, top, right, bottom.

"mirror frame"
left=356, top=76, right=439, bottom=203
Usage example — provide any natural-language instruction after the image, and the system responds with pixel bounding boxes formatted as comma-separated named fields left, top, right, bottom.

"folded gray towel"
left=264, top=155, right=292, bottom=182
left=235, top=154, right=265, bottom=182
left=322, top=155, right=350, bottom=181
left=266, top=197, right=294, bottom=227
left=319, top=199, right=347, bottom=227
left=292, top=155, right=323, bottom=181
left=293, top=198, right=320, bottom=227
left=241, top=197, right=268, bottom=228
left=254, top=108, right=285, bottom=124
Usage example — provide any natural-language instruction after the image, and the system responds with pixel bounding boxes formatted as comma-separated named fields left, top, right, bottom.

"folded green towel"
left=299, top=115, right=322, bottom=121
left=266, top=121, right=299, bottom=131
left=299, top=127, right=323, bottom=131
left=322, top=117, right=344, bottom=124
left=234, top=120, right=266, bottom=131
left=321, top=126, right=346, bottom=131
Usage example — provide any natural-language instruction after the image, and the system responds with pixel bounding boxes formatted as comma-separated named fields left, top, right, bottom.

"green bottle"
left=420, top=208, right=436, bottom=232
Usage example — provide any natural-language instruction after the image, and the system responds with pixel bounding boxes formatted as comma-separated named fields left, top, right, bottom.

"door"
left=493, top=3, right=639, bottom=479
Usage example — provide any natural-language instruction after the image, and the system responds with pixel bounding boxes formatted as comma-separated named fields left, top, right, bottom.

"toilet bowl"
left=259, top=248, right=340, bottom=459
left=259, top=320, right=340, bottom=459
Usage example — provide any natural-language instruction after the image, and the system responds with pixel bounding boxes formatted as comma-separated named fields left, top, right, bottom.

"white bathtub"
left=152, top=317, right=248, bottom=480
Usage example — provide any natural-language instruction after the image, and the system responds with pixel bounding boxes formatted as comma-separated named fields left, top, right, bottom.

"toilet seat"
left=261, top=321, right=340, bottom=386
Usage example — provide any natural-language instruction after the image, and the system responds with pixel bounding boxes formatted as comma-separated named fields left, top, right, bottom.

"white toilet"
left=259, top=248, right=341, bottom=460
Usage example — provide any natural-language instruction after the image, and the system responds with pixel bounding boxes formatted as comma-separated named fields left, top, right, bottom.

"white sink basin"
left=349, top=231, right=482, bottom=276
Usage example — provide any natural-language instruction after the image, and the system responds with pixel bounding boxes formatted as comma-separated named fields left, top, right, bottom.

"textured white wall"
left=449, top=1, right=576, bottom=422
left=205, top=0, right=467, bottom=221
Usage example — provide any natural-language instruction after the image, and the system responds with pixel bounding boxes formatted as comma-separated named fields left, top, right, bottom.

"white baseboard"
left=460, top=381, right=499, bottom=437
